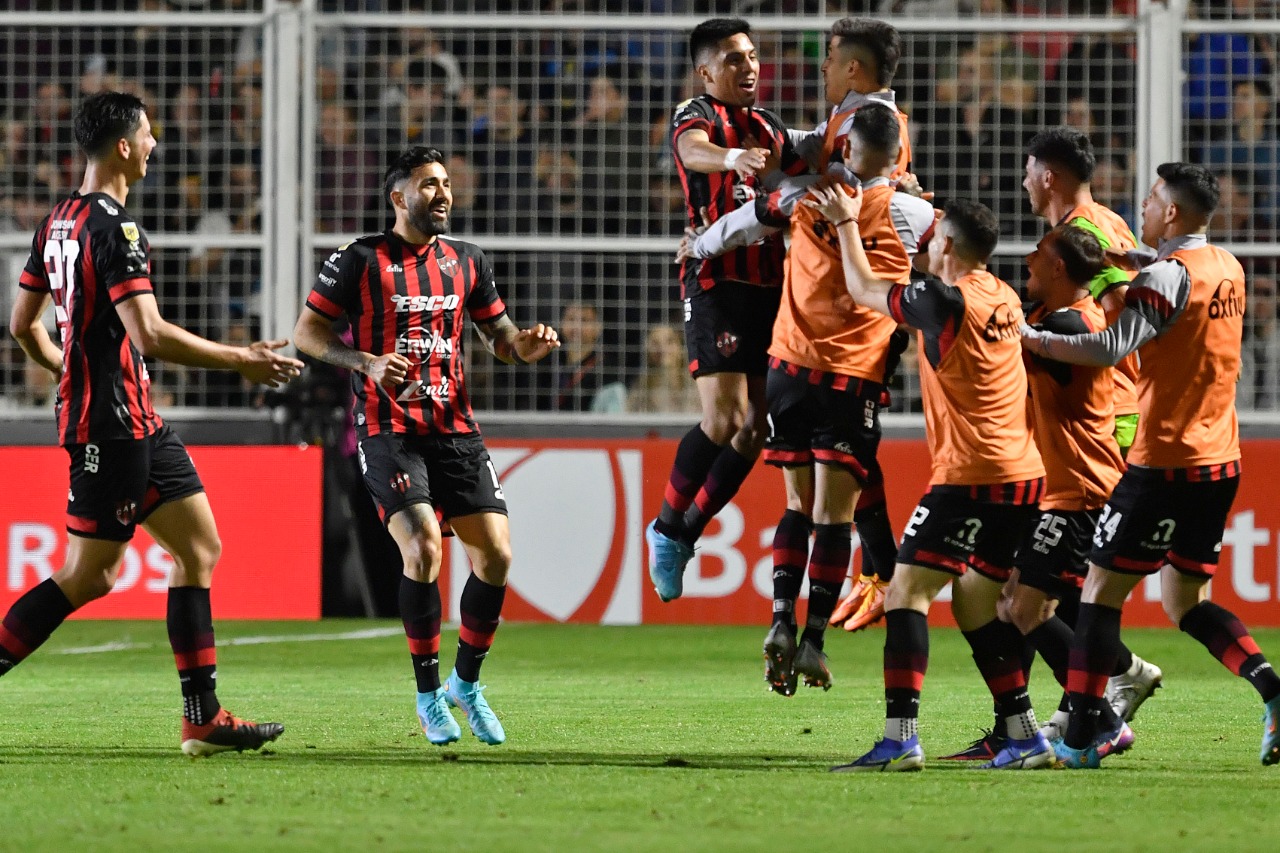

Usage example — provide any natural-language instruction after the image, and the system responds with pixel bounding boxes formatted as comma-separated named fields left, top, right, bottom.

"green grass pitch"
left=0, top=621, right=1278, bottom=852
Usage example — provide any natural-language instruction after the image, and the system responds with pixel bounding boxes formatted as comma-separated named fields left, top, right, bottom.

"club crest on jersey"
left=115, top=500, right=137, bottom=526
left=120, top=222, right=140, bottom=241
left=390, top=472, right=411, bottom=494
left=716, top=330, right=739, bottom=356
left=98, top=199, right=119, bottom=215
left=437, top=256, right=460, bottom=277
left=983, top=304, right=1020, bottom=342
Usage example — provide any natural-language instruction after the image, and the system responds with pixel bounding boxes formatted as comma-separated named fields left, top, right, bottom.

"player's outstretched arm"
left=475, top=315, right=561, bottom=365
left=292, top=307, right=409, bottom=387
left=9, top=289, right=63, bottom=377
left=802, top=184, right=897, bottom=317
left=1020, top=306, right=1155, bottom=367
left=117, top=293, right=303, bottom=387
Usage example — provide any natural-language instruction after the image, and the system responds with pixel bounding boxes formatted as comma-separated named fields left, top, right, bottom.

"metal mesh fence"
left=2, top=3, right=1278, bottom=419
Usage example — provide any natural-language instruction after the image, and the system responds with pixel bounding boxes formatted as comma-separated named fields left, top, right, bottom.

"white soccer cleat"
left=1106, top=656, right=1163, bottom=722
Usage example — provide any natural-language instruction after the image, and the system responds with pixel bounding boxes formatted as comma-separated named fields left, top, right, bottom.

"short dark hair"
left=1027, top=127, right=1096, bottom=183
left=689, top=18, right=752, bottom=65
left=830, top=18, right=902, bottom=88
left=1235, top=76, right=1274, bottom=100
left=384, top=146, right=446, bottom=202
left=943, top=198, right=1000, bottom=262
left=849, top=103, right=901, bottom=155
left=73, top=91, right=146, bottom=159
left=1156, top=161, right=1219, bottom=217
left=1047, top=224, right=1105, bottom=285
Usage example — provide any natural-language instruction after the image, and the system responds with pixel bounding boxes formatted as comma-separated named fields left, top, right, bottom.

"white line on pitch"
left=55, top=626, right=404, bottom=656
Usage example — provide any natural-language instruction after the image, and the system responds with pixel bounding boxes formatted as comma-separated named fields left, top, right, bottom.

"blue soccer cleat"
left=1095, top=719, right=1135, bottom=759
left=830, top=736, right=925, bottom=773
left=445, top=670, right=506, bottom=745
left=1052, top=738, right=1100, bottom=769
left=1053, top=719, right=1133, bottom=769
left=416, top=687, right=461, bottom=746
left=980, top=731, right=1054, bottom=770
left=646, top=520, right=693, bottom=602
left=1262, top=695, right=1280, bottom=766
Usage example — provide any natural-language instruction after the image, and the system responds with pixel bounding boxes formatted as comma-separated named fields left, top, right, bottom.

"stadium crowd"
left=1, top=0, right=1279, bottom=414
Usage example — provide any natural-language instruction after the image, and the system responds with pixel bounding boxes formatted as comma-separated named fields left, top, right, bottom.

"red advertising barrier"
left=438, top=438, right=1280, bottom=628
left=0, top=446, right=322, bottom=619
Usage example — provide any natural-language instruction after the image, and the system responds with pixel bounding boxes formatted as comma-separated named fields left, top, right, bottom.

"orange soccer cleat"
left=830, top=574, right=889, bottom=632
left=181, top=708, right=284, bottom=757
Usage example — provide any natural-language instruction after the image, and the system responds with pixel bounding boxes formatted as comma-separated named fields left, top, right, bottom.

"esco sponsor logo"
left=390, top=293, right=460, bottom=313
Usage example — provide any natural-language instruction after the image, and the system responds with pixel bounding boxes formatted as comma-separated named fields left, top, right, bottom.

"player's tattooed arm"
left=293, top=308, right=408, bottom=387
left=474, top=314, right=561, bottom=365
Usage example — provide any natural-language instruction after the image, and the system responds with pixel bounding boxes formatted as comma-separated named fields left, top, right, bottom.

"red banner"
left=0, top=446, right=322, bottom=619
left=437, top=438, right=1280, bottom=628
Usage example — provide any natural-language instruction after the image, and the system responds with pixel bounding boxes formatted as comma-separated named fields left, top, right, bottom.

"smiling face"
left=1139, top=178, right=1174, bottom=247
left=821, top=35, right=854, bottom=106
left=1023, top=155, right=1053, bottom=217
left=123, top=111, right=157, bottom=182
left=1024, top=233, right=1062, bottom=303
left=397, top=160, right=452, bottom=237
left=699, top=33, right=759, bottom=108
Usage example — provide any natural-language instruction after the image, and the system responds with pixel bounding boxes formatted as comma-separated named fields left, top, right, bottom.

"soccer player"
left=682, top=104, right=934, bottom=694
left=293, top=146, right=559, bottom=747
left=1023, top=128, right=1142, bottom=459
left=805, top=187, right=1052, bottom=771
left=1021, top=162, right=1280, bottom=768
left=782, top=18, right=915, bottom=630
left=4, top=91, right=299, bottom=756
left=646, top=18, right=807, bottom=602
left=998, top=225, right=1137, bottom=751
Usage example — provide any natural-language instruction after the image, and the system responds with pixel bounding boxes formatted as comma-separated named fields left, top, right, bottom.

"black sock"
left=1180, top=601, right=1280, bottom=703
left=682, top=446, right=756, bottom=545
left=456, top=574, right=506, bottom=684
left=655, top=426, right=721, bottom=540
left=771, top=509, right=812, bottom=630
left=1026, top=615, right=1074, bottom=689
left=853, top=485, right=896, bottom=582
left=801, top=522, right=852, bottom=650
left=168, top=586, right=221, bottom=725
left=1113, top=643, right=1134, bottom=676
left=0, top=578, right=75, bottom=675
left=400, top=575, right=442, bottom=694
left=962, top=619, right=1035, bottom=739
left=883, top=609, right=929, bottom=725
left=1065, top=603, right=1123, bottom=749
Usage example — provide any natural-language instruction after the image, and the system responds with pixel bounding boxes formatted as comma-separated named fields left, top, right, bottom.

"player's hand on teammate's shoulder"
left=896, top=172, right=935, bottom=201
left=238, top=339, right=306, bottom=387
left=803, top=182, right=862, bottom=224
left=365, top=353, right=412, bottom=388
left=513, top=324, right=561, bottom=364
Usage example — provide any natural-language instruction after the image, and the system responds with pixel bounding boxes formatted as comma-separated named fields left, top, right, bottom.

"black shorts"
left=684, top=280, right=781, bottom=378
left=358, top=431, right=508, bottom=527
left=763, top=358, right=884, bottom=484
left=1090, top=463, right=1241, bottom=577
left=896, top=482, right=1043, bottom=582
left=64, top=424, right=205, bottom=542
left=1015, top=508, right=1099, bottom=599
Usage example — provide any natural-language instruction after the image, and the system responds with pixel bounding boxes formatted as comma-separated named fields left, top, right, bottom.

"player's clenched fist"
left=238, top=339, right=305, bottom=387
left=366, top=352, right=412, bottom=388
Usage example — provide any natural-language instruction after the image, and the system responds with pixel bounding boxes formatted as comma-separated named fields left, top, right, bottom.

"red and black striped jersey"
left=670, top=94, right=805, bottom=297
left=18, top=192, right=162, bottom=445
left=306, top=232, right=507, bottom=438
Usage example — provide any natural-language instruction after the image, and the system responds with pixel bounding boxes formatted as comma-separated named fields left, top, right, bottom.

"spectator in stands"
left=539, top=300, right=625, bottom=413
left=1092, top=152, right=1136, bottom=229
left=917, top=40, right=1036, bottom=236
left=471, top=84, right=536, bottom=233
left=157, top=83, right=217, bottom=232
left=445, top=152, right=478, bottom=234
left=535, top=146, right=590, bottom=234
left=1241, top=265, right=1280, bottom=411
left=402, top=59, right=470, bottom=155
left=1211, top=169, right=1276, bottom=242
left=31, top=82, right=76, bottom=194
left=1185, top=0, right=1274, bottom=142
left=571, top=70, right=647, bottom=234
left=647, top=175, right=687, bottom=237
left=1051, top=32, right=1136, bottom=151
left=1203, top=78, right=1280, bottom=226
left=317, top=101, right=381, bottom=235
left=627, top=323, right=700, bottom=414
left=187, top=150, right=263, bottom=339
left=0, top=116, right=30, bottom=176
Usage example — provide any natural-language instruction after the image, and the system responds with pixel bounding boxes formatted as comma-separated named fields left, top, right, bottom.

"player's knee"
left=1008, top=595, right=1048, bottom=634
left=61, top=563, right=120, bottom=604
left=1161, top=586, right=1198, bottom=625
left=400, top=536, right=443, bottom=582
left=474, top=542, right=513, bottom=585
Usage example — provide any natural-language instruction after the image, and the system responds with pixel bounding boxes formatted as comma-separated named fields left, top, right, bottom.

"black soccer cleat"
left=181, top=708, right=284, bottom=756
